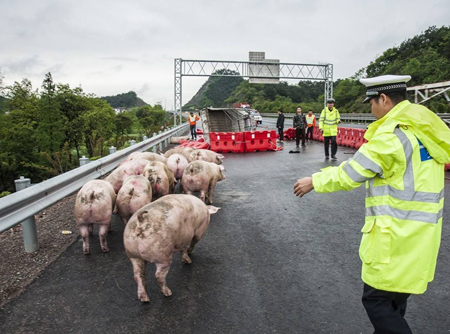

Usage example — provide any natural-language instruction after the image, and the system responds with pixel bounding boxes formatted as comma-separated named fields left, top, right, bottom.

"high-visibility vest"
left=189, top=115, right=199, bottom=126
left=312, top=100, right=450, bottom=294
left=306, top=115, right=316, bottom=127
left=319, top=107, right=340, bottom=136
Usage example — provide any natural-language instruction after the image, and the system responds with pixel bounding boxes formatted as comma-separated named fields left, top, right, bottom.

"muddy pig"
left=74, top=180, right=116, bottom=255
left=106, top=158, right=149, bottom=193
left=166, top=153, right=188, bottom=181
left=116, top=175, right=152, bottom=224
left=164, top=147, right=196, bottom=162
left=181, top=160, right=225, bottom=204
left=189, top=149, right=224, bottom=165
left=123, top=194, right=220, bottom=302
left=143, top=161, right=176, bottom=199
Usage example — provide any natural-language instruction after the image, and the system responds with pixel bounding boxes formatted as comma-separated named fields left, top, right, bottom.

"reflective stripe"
left=366, top=205, right=443, bottom=224
left=343, top=162, right=372, bottom=183
left=366, top=127, right=444, bottom=209
left=324, top=121, right=337, bottom=125
left=367, top=186, right=444, bottom=203
left=353, top=151, right=383, bottom=176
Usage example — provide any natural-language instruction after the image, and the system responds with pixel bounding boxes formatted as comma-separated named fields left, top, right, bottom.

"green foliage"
left=101, top=91, right=147, bottom=108
left=0, top=191, right=11, bottom=198
left=184, top=69, right=244, bottom=109
left=136, top=105, right=167, bottom=136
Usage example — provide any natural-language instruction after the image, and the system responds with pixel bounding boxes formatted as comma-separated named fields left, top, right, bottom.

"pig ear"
left=207, top=206, right=221, bottom=215
left=218, top=154, right=225, bottom=159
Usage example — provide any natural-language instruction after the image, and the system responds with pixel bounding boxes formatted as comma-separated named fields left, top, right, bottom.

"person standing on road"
left=293, top=106, right=307, bottom=148
left=319, top=99, right=341, bottom=160
left=276, top=109, right=285, bottom=143
left=294, top=75, right=450, bottom=333
left=188, top=112, right=200, bottom=140
left=306, top=110, right=316, bottom=142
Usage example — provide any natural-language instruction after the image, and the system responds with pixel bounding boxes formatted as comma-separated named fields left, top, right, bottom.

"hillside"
left=101, top=91, right=147, bottom=108
left=191, top=25, right=450, bottom=114
left=183, top=69, right=243, bottom=110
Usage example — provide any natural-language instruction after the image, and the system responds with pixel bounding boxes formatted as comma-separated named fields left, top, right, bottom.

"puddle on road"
left=215, top=190, right=250, bottom=203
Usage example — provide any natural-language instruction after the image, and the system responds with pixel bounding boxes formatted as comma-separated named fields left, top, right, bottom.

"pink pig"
left=166, top=153, right=188, bottom=181
left=106, top=158, right=149, bottom=193
left=123, top=194, right=220, bottom=302
left=74, top=180, right=116, bottom=255
left=116, top=175, right=152, bottom=224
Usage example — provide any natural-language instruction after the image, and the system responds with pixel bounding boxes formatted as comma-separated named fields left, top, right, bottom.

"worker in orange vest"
left=305, top=110, right=316, bottom=142
left=188, top=112, right=200, bottom=140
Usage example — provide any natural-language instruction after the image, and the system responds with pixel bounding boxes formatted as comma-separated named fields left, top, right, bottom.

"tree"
left=36, top=73, right=65, bottom=154
left=115, top=112, right=134, bottom=146
left=82, top=99, right=116, bottom=157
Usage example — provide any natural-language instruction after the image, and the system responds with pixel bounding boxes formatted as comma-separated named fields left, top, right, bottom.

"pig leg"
left=200, top=189, right=207, bottom=203
left=88, top=223, right=94, bottom=236
left=207, top=181, right=217, bottom=205
left=79, top=225, right=90, bottom=255
left=188, top=219, right=209, bottom=255
left=181, top=250, right=192, bottom=264
left=130, top=258, right=149, bottom=302
left=98, top=224, right=110, bottom=253
left=155, top=262, right=172, bottom=297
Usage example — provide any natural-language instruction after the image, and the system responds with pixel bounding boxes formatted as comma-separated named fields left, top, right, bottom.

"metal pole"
left=14, top=176, right=39, bottom=253
left=153, top=133, right=157, bottom=153
left=158, top=131, right=163, bottom=152
left=109, top=146, right=117, bottom=155
left=79, top=156, right=89, bottom=166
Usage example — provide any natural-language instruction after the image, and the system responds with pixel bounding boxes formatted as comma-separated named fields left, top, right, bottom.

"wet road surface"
left=1, top=140, right=450, bottom=334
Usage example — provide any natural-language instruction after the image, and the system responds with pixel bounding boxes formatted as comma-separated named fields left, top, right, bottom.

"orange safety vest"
left=189, top=115, right=199, bottom=126
left=306, top=115, right=316, bottom=127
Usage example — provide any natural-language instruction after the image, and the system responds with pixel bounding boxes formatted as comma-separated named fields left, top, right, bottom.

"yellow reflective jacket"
left=319, top=107, right=340, bottom=136
left=312, top=100, right=450, bottom=294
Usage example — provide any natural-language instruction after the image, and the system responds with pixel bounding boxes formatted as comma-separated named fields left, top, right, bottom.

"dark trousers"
left=278, top=127, right=284, bottom=141
left=362, top=284, right=412, bottom=334
left=306, top=126, right=314, bottom=141
left=295, top=128, right=305, bottom=146
left=190, top=125, right=196, bottom=139
left=324, top=136, right=337, bottom=157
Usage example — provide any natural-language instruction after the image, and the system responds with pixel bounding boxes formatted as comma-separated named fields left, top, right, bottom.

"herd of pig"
left=74, top=147, right=226, bottom=302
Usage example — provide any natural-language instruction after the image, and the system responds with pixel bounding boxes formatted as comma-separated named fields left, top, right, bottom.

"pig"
left=74, top=180, right=116, bottom=255
left=166, top=153, right=188, bottom=181
left=120, top=152, right=167, bottom=166
left=116, top=175, right=152, bottom=224
left=164, top=147, right=195, bottom=161
left=106, top=158, right=149, bottom=193
left=123, top=194, right=220, bottom=302
left=143, top=161, right=176, bottom=199
left=181, top=160, right=225, bottom=204
left=189, top=149, right=224, bottom=165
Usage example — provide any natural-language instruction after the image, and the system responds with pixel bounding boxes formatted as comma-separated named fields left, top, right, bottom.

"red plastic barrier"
left=210, top=132, right=245, bottom=153
left=196, top=128, right=204, bottom=135
left=445, top=164, right=450, bottom=171
left=336, top=128, right=344, bottom=145
left=244, top=130, right=277, bottom=152
left=283, top=127, right=296, bottom=141
left=353, top=129, right=365, bottom=149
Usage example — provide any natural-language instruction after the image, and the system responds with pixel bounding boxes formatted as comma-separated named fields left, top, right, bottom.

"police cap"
left=360, top=75, right=411, bottom=103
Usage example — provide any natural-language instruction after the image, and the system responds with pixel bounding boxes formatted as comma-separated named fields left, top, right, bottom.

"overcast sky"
left=1, top=0, right=448, bottom=109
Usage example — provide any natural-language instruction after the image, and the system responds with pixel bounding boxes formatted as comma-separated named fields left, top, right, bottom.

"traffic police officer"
left=319, top=98, right=341, bottom=160
left=294, top=75, right=450, bottom=333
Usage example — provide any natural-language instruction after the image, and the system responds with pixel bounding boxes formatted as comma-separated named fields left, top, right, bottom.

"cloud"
left=0, top=0, right=449, bottom=107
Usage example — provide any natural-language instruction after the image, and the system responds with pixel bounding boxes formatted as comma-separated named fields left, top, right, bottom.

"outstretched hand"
left=294, top=177, right=314, bottom=198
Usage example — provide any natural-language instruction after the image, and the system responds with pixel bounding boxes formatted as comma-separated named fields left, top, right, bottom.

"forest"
left=0, top=73, right=172, bottom=194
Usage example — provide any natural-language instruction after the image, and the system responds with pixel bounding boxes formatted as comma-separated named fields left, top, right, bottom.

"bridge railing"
left=0, top=123, right=189, bottom=252
left=260, top=113, right=376, bottom=123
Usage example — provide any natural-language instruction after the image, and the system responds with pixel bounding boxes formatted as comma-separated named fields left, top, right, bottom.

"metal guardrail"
left=260, top=113, right=376, bottom=123
left=0, top=123, right=189, bottom=252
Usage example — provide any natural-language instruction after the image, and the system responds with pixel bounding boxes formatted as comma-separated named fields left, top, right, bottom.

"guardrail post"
left=14, top=176, right=39, bottom=253
left=109, top=146, right=117, bottom=155
left=158, top=131, right=163, bottom=152
left=130, top=139, right=136, bottom=146
left=79, top=156, right=89, bottom=166
left=143, top=135, right=148, bottom=141
left=152, top=133, right=157, bottom=153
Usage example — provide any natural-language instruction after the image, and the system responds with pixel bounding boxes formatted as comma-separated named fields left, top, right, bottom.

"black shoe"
left=325, top=156, right=330, bottom=159
left=302, top=144, right=306, bottom=147
left=331, top=155, right=337, bottom=160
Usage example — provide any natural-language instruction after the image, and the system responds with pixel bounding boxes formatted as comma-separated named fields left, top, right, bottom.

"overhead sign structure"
left=174, top=52, right=333, bottom=125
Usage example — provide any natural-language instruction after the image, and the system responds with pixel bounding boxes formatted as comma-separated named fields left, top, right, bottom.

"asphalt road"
left=1, top=141, right=450, bottom=334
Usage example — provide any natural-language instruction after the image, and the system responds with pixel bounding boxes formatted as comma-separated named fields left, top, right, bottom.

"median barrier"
left=244, top=130, right=277, bottom=152
left=210, top=132, right=245, bottom=153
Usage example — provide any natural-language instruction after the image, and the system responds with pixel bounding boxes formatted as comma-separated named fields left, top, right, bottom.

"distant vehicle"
left=253, top=110, right=262, bottom=124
